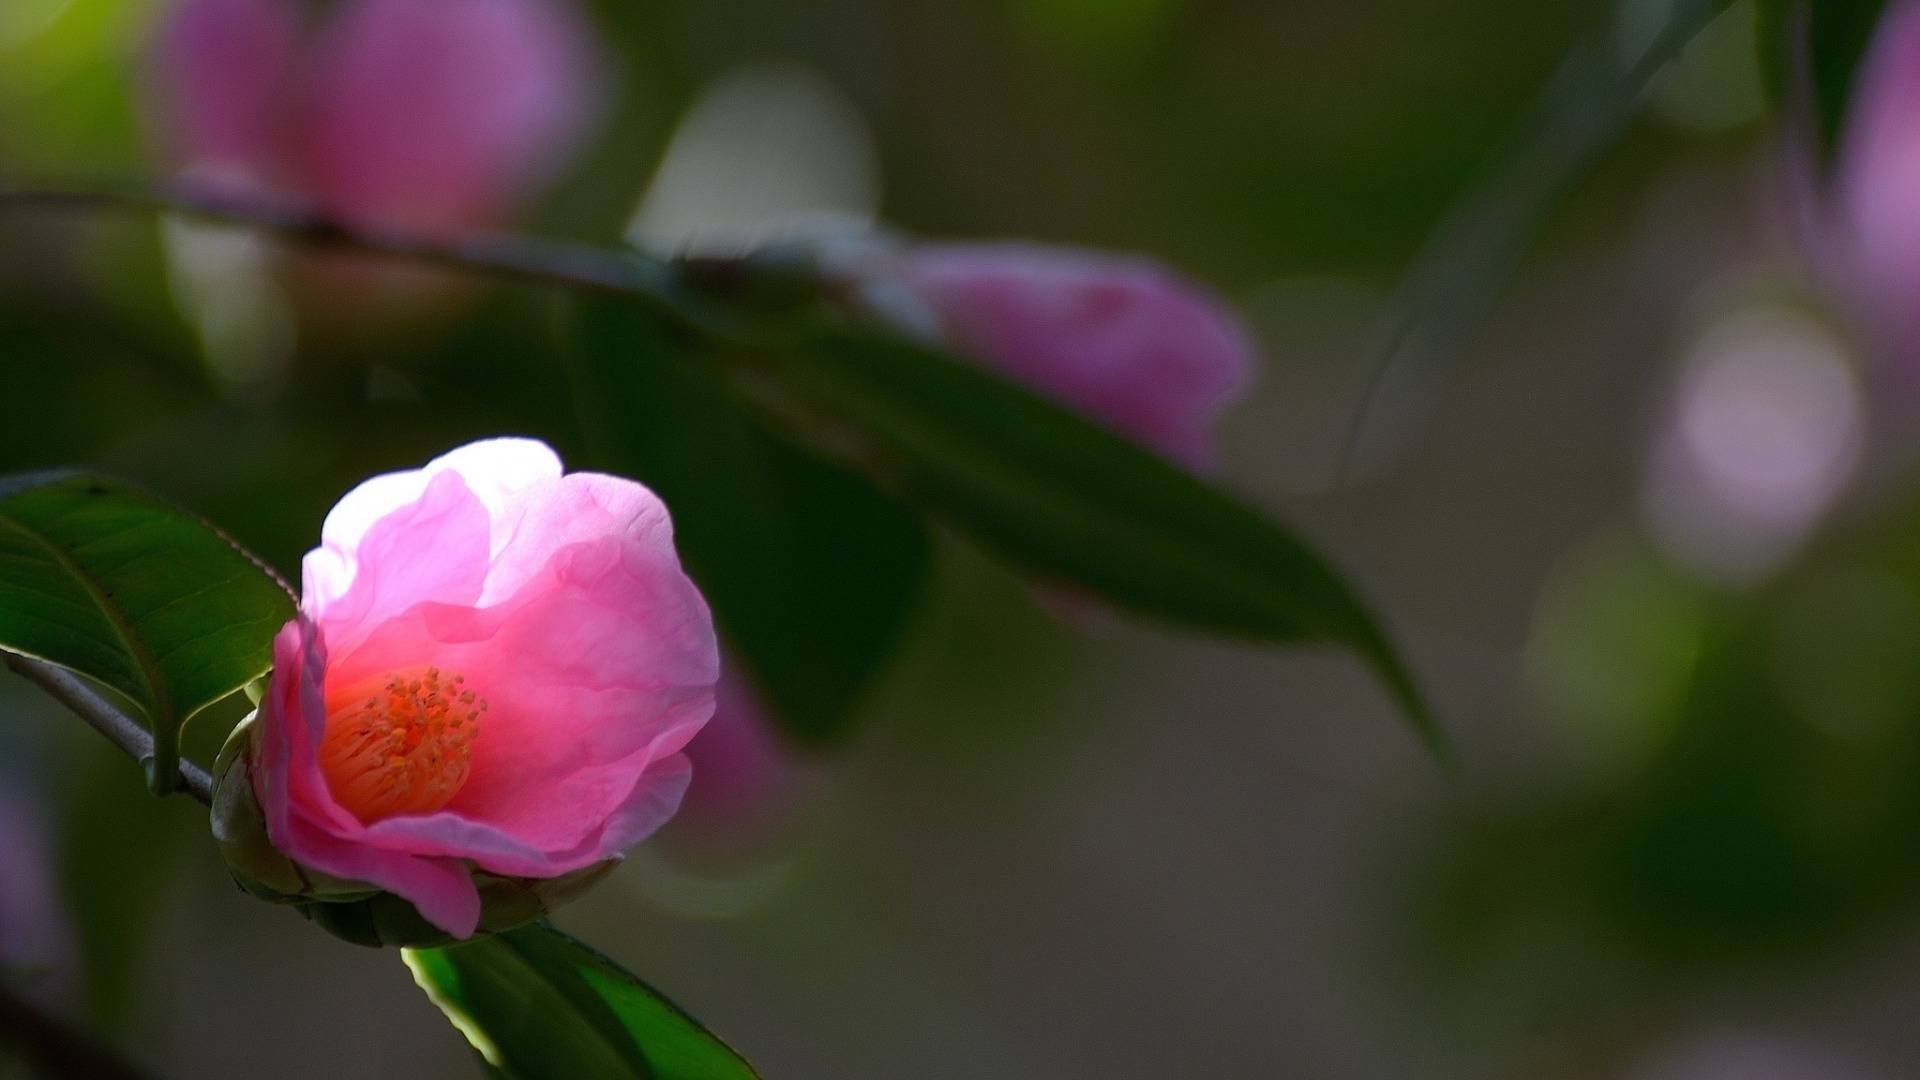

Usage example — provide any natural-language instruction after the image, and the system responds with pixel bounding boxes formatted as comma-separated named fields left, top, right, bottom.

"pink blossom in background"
left=1640, top=306, right=1862, bottom=583
left=897, top=243, right=1258, bottom=471
left=668, top=664, right=815, bottom=850
left=1624, top=1030, right=1888, bottom=1080
left=150, top=0, right=600, bottom=233
left=1833, top=0, right=1920, bottom=358
left=149, top=0, right=301, bottom=184
left=0, top=787, right=75, bottom=1002
left=296, top=0, right=598, bottom=232
left=251, top=438, right=717, bottom=936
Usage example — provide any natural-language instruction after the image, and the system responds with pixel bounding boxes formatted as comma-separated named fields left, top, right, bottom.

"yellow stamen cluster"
left=319, top=666, right=484, bottom=821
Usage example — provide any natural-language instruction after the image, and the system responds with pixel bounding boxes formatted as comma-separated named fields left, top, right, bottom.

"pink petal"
left=359, top=752, right=694, bottom=875
left=477, top=469, right=681, bottom=604
left=255, top=619, right=480, bottom=934
left=901, top=243, right=1257, bottom=471
left=253, top=618, right=323, bottom=843
left=583, top=752, right=696, bottom=855
left=303, top=468, right=493, bottom=658
left=301, top=437, right=560, bottom=619
left=284, top=810, right=481, bottom=936
left=257, top=618, right=359, bottom=843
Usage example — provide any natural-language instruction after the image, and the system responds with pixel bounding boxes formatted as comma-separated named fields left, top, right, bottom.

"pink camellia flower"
left=151, top=0, right=599, bottom=233
left=223, top=438, right=717, bottom=939
left=892, top=243, right=1258, bottom=471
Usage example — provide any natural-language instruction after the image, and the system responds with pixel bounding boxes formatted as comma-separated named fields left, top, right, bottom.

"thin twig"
left=0, top=984, right=158, bottom=1080
left=3, top=652, right=212, bottom=806
left=1336, top=0, right=1737, bottom=481
left=0, top=181, right=701, bottom=319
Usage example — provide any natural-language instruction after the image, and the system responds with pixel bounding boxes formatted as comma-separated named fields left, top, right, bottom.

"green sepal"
left=295, top=864, right=617, bottom=949
left=210, top=708, right=619, bottom=947
left=209, top=711, right=376, bottom=903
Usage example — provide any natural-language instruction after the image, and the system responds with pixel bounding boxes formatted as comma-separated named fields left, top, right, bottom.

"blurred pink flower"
left=1640, top=307, right=1861, bottom=582
left=896, top=243, right=1257, bottom=471
left=150, top=0, right=301, bottom=184
left=669, top=664, right=814, bottom=848
left=1833, top=0, right=1920, bottom=356
left=251, top=438, right=717, bottom=936
left=151, top=0, right=600, bottom=232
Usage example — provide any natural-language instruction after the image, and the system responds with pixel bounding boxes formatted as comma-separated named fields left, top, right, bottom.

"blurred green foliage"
left=1420, top=498, right=1920, bottom=1063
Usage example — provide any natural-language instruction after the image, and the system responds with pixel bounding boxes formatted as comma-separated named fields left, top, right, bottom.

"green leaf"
left=568, top=297, right=929, bottom=745
left=1344, top=0, right=1735, bottom=474
left=745, top=330, right=1446, bottom=760
left=403, top=923, right=762, bottom=1080
left=0, top=471, right=293, bottom=793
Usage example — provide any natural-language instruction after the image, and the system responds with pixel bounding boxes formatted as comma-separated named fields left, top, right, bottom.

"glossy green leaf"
left=568, top=297, right=929, bottom=745
left=404, top=923, right=762, bottom=1080
left=0, top=471, right=293, bottom=792
left=745, top=330, right=1445, bottom=760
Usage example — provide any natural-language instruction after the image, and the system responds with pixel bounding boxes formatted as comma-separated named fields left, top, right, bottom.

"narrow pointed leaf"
left=1344, top=0, right=1734, bottom=473
left=746, top=330, right=1444, bottom=760
left=0, top=471, right=293, bottom=792
left=404, top=923, right=762, bottom=1080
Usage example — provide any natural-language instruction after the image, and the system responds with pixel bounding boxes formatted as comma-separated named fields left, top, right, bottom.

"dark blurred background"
left=5, top=0, right=1916, bottom=1077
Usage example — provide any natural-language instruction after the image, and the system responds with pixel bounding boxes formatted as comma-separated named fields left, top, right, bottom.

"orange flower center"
left=319, top=666, right=484, bottom=822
